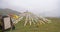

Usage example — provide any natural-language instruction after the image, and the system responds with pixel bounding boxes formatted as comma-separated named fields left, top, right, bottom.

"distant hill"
left=0, top=8, right=21, bottom=15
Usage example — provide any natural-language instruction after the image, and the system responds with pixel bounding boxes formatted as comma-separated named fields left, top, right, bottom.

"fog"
left=0, top=0, right=60, bottom=17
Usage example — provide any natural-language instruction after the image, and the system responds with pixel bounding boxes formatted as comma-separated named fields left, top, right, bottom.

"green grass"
left=1, top=17, right=60, bottom=32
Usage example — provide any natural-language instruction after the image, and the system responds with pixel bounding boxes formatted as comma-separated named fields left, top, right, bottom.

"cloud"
left=0, top=0, right=60, bottom=17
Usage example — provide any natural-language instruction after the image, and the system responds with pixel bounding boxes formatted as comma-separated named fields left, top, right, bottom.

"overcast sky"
left=0, top=0, right=60, bottom=17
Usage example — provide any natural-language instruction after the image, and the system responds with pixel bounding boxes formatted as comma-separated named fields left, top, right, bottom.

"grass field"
left=1, top=17, right=60, bottom=32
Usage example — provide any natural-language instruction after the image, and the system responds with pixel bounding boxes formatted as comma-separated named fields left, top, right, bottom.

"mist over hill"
left=0, top=8, right=21, bottom=15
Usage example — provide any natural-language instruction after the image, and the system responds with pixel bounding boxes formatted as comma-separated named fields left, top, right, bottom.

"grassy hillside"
left=0, top=8, right=21, bottom=15
left=6, top=17, right=60, bottom=32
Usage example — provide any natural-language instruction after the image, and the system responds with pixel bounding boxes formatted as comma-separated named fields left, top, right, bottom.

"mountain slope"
left=0, top=8, right=21, bottom=15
